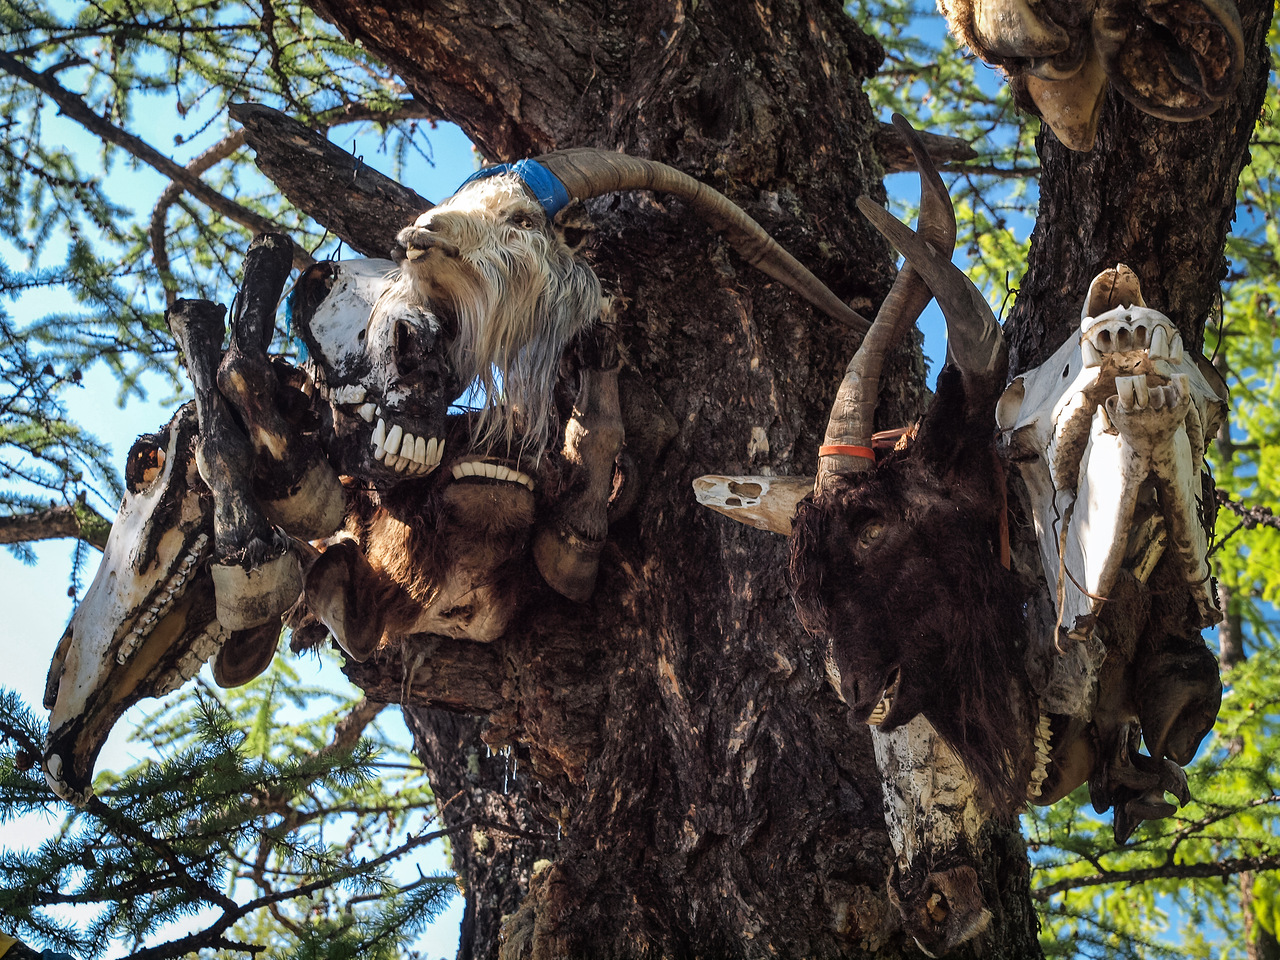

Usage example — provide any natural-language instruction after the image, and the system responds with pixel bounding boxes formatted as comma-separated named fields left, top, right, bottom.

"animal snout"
left=397, top=226, right=461, bottom=261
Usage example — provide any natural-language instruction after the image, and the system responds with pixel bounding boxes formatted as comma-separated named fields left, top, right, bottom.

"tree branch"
left=0, top=50, right=314, bottom=270
left=1033, top=853, right=1280, bottom=900
left=0, top=499, right=110, bottom=551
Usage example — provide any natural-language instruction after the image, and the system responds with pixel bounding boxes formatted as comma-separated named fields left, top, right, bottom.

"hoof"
left=261, top=458, right=346, bottom=540
left=213, top=619, right=283, bottom=687
left=533, top=524, right=604, bottom=602
left=211, top=547, right=303, bottom=631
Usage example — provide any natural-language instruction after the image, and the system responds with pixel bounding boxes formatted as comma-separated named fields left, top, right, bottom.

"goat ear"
left=554, top=200, right=595, bottom=254
left=787, top=496, right=832, bottom=636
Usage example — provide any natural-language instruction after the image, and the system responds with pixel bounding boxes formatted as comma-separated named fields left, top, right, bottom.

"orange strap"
left=819, top=444, right=875, bottom=460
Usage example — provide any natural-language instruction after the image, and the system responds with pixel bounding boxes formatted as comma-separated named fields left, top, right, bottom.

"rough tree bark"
left=252, top=0, right=1274, bottom=956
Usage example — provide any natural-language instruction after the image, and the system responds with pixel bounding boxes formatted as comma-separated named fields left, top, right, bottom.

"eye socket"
left=856, top=522, right=885, bottom=549
left=509, top=212, right=538, bottom=229
left=124, top=436, right=167, bottom=493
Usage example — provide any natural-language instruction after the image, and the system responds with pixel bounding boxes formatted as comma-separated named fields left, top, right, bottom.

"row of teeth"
left=116, top=534, right=208, bottom=665
left=867, top=696, right=891, bottom=727
left=371, top=417, right=444, bottom=475
left=1026, top=709, right=1054, bottom=799
left=154, top=622, right=230, bottom=696
left=1110, top=372, right=1188, bottom=413
left=450, top=461, right=534, bottom=490
left=1081, top=320, right=1184, bottom=368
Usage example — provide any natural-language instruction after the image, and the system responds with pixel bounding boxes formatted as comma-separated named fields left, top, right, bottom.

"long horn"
left=536, top=149, right=869, bottom=335
left=856, top=198, right=1007, bottom=398
left=814, top=114, right=956, bottom=495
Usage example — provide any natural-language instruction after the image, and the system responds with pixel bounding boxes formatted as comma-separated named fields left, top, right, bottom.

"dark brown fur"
left=789, top=365, right=1031, bottom=810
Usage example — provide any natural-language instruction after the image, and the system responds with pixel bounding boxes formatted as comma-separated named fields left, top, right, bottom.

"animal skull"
left=43, top=406, right=224, bottom=803
left=997, top=265, right=1227, bottom=716
left=293, top=258, right=459, bottom=482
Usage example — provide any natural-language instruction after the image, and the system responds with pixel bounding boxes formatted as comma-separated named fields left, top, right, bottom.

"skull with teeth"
left=43, top=406, right=224, bottom=803
left=292, top=258, right=460, bottom=483
left=998, top=264, right=1227, bottom=840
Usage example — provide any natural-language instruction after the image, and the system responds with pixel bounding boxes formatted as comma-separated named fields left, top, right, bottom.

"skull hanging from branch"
left=997, top=263, right=1227, bottom=840
left=936, top=0, right=1244, bottom=149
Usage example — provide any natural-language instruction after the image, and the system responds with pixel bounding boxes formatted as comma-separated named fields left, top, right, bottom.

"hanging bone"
left=996, top=263, right=1227, bottom=841
left=936, top=0, right=1244, bottom=149
left=167, top=299, right=302, bottom=633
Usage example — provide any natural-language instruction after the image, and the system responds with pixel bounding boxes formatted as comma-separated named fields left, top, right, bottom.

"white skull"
left=996, top=267, right=1227, bottom=717
left=294, top=258, right=459, bottom=482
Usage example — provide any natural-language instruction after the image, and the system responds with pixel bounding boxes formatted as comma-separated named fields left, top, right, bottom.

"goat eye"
left=856, top=522, right=884, bottom=548
left=510, top=213, right=537, bottom=229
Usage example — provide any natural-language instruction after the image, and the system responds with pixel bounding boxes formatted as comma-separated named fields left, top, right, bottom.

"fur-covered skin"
left=388, top=175, right=604, bottom=458
left=790, top=365, right=1033, bottom=812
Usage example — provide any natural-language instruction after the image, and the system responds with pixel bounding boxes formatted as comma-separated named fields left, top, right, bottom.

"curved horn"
left=536, top=149, right=870, bottom=335
left=813, top=114, right=957, bottom=494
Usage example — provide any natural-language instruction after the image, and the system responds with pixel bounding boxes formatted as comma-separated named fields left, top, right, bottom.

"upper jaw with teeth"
left=369, top=410, right=446, bottom=477
left=316, top=380, right=446, bottom=479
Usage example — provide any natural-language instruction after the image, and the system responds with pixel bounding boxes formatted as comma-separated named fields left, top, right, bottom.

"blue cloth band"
left=457, top=159, right=572, bottom=217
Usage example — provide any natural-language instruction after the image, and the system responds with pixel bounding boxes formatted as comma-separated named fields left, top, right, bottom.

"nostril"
left=395, top=320, right=420, bottom=376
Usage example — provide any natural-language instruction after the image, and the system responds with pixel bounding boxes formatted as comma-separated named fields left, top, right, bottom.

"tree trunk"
left=286, top=0, right=1272, bottom=957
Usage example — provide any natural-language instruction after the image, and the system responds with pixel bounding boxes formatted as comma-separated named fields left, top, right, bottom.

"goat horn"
left=535, top=149, right=869, bottom=335
left=814, top=114, right=956, bottom=494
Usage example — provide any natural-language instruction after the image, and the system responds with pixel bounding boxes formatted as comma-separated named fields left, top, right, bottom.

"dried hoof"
left=1024, top=43, right=1109, bottom=151
left=304, top=538, right=384, bottom=662
left=211, top=544, right=303, bottom=631
left=1093, top=0, right=1244, bottom=120
left=533, top=523, right=604, bottom=602
left=213, top=619, right=283, bottom=687
left=260, top=456, right=346, bottom=539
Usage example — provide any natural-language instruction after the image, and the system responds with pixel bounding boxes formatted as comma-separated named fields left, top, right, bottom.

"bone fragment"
left=692, top=475, right=817, bottom=536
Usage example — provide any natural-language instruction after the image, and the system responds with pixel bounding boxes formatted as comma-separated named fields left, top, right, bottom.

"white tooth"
left=47, top=754, right=63, bottom=780
left=406, top=247, right=426, bottom=261
left=372, top=419, right=387, bottom=459
left=413, top=435, right=428, bottom=465
left=395, top=455, right=408, bottom=473
left=1149, top=325, right=1170, bottom=358
left=384, top=453, right=400, bottom=470
left=1172, top=373, right=1190, bottom=399
left=494, top=465, right=512, bottom=482
left=451, top=464, right=466, bottom=480
left=1170, top=333, right=1185, bottom=363
left=459, top=462, right=478, bottom=477
left=425, top=437, right=438, bottom=466
left=1081, top=337, right=1102, bottom=368
left=483, top=463, right=499, bottom=479
left=358, top=403, right=376, bottom=423
left=433, top=438, right=445, bottom=466
left=334, top=384, right=367, bottom=404
left=385, top=423, right=404, bottom=459
left=521, top=474, right=534, bottom=491
left=1133, top=375, right=1149, bottom=408
left=1117, top=375, right=1138, bottom=410
left=398, top=431, right=415, bottom=460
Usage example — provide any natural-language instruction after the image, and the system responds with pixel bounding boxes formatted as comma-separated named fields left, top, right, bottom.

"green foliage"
left=0, top=0, right=439, bottom=543
left=0, top=657, right=452, bottom=959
